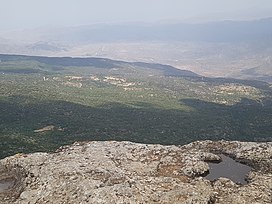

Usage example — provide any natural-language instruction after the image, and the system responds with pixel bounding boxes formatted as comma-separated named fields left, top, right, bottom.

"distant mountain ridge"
left=0, top=18, right=271, bottom=82
left=38, top=18, right=272, bottom=44
left=1, top=18, right=272, bottom=44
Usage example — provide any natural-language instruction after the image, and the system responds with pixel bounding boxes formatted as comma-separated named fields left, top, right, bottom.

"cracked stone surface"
left=0, top=140, right=271, bottom=204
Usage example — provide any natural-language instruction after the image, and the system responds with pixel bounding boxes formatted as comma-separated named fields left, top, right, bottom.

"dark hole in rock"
left=0, top=179, right=15, bottom=193
left=205, top=154, right=251, bottom=185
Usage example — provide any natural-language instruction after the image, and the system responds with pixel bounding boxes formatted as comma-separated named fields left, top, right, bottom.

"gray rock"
left=0, top=140, right=271, bottom=204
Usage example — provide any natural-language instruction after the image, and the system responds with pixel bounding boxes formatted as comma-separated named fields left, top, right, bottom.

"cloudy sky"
left=1, top=0, right=272, bottom=31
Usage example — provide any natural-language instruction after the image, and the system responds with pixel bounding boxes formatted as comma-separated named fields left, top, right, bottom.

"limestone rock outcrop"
left=0, top=140, right=271, bottom=204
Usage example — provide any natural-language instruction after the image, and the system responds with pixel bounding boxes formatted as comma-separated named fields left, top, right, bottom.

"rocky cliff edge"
left=0, top=140, right=271, bottom=204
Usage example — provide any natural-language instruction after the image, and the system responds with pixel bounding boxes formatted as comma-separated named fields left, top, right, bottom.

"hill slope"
left=0, top=54, right=271, bottom=159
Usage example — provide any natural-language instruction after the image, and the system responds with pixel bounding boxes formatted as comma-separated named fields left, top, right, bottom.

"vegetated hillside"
left=0, top=54, right=271, bottom=159
left=236, top=65, right=272, bottom=82
left=0, top=54, right=198, bottom=77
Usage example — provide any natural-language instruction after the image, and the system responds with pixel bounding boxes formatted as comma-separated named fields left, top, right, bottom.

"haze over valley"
left=1, top=18, right=272, bottom=82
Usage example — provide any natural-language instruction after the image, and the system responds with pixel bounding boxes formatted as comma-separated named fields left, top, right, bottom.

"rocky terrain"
left=0, top=140, right=271, bottom=204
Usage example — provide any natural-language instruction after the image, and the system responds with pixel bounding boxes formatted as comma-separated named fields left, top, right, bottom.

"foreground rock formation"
left=0, top=140, right=271, bottom=204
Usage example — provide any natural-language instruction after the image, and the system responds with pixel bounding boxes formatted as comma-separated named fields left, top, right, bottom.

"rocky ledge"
left=0, top=140, right=271, bottom=204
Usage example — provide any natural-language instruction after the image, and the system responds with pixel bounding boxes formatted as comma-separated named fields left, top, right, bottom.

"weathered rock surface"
left=0, top=140, right=271, bottom=204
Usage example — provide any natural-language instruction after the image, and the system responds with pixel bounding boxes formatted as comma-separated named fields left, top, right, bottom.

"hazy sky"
left=1, top=0, right=272, bottom=31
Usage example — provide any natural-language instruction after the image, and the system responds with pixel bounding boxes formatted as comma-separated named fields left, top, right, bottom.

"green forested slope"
left=0, top=54, right=271, bottom=158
